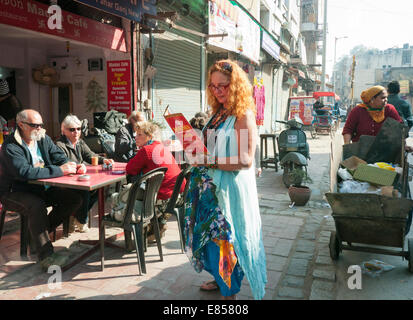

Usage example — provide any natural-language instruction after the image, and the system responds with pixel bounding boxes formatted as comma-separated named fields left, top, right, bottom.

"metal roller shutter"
left=151, top=5, right=203, bottom=133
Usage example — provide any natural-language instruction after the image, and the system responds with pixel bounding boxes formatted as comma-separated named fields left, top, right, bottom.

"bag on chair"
left=109, top=183, right=146, bottom=223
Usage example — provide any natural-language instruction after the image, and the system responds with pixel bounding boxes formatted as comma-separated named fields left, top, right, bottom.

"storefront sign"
left=262, top=30, right=280, bottom=61
left=75, top=0, right=156, bottom=23
left=236, top=8, right=260, bottom=63
left=0, top=0, right=127, bottom=52
left=208, top=0, right=260, bottom=63
left=208, top=0, right=237, bottom=53
left=107, top=60, right=132, bottom=115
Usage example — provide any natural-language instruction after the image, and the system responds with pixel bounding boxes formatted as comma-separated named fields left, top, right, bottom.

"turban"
left=360, top=85, right=385, bottom=104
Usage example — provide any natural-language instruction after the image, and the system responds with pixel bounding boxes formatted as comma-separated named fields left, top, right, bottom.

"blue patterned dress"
left=184, top=115, right=267, bottom=299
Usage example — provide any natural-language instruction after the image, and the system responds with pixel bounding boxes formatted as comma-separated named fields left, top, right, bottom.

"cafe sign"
left=0, top=0, right=127, bottom=51
left=75, top=0, right=156, bottom=23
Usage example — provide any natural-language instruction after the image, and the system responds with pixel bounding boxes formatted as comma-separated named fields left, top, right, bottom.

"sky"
left=325, top=0, right=413, bottom=76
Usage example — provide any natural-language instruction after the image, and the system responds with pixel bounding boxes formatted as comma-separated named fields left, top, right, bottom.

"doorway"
left=49, top=83, right=73, bottom=139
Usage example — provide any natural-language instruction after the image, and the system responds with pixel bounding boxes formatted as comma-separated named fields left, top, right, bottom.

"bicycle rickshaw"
left=312, top=91, right=340, bottom=135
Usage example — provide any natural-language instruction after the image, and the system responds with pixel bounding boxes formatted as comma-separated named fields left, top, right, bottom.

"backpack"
left=94, top=110, right=127, bottom=135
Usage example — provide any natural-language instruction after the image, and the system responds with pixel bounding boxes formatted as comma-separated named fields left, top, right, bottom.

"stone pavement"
left=0, top=133, right=337, bottom=300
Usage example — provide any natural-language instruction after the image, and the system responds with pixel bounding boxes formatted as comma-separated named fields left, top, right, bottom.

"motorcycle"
left=276, top=117, right=311, bottom=187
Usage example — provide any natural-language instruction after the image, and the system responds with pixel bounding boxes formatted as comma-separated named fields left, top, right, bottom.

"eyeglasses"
left=218, top=62, right=232, bottom=73
left=23, top=122, right=44, bottom=129
left=68, top=127, right=81, bottom=132
left=208, top=83, right=230, bottom=92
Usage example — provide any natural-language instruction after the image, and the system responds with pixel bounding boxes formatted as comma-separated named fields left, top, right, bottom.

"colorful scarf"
left=357, top=104, right=385, bottom=123
left=203, top=105, right=230, bottom=148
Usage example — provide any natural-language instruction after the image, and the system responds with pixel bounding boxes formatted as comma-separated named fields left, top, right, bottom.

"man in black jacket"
left=387, top=80, right=413, bottom=130
left=0, top=109, right=83, bottom=270
left=114, top=111, right=145, bottom=162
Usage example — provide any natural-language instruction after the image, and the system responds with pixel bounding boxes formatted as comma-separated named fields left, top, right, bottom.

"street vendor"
left=342, top=85, right=403, bottom=144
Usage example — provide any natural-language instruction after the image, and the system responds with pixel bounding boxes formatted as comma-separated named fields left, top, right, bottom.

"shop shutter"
left=151, top=5, right=203, bottom=135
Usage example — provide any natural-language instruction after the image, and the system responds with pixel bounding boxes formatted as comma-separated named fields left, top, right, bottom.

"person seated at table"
left=56, top=114, right=114, bottom=233
left=114, top=111, right=146, bottom=163
left=0, top=109, right=83, bottom=271
left=126, top=120, right=185, bottom=240
left=189, top=111, right=209, bottom=131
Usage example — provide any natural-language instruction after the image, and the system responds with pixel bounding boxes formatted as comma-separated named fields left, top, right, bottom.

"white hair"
left=61, top=114, right=81, bottom=134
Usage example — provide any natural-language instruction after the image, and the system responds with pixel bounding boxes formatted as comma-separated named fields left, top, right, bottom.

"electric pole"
left=321, top=0, right=327, bottom=91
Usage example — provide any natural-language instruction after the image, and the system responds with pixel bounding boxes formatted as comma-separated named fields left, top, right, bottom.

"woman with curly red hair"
left=184, top=60, right=267, bottom=300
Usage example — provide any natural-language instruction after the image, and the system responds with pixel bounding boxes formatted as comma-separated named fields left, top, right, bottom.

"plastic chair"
left=100, top=167, right=167, bottom=275
left=156, top=165, right=192, bottom=253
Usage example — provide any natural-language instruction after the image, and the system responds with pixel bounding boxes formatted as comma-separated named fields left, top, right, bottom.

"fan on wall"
left=32, top=65, right=59, bottom=86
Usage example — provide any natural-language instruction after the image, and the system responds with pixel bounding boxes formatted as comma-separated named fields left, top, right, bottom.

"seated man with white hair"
left=56, top=114, right=114, bottom=233
left=0, top=109, right=83, bottom=270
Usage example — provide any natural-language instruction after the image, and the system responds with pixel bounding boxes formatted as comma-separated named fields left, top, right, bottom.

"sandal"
left=200, top=280, right=219, bottom=291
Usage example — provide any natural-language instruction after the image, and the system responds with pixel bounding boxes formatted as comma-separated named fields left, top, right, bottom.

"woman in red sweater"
left=343, top=85, right=402, bottom=144
left=126, top=121, right=184, bottom=238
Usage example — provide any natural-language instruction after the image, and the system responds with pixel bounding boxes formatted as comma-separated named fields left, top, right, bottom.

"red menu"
left=163, top=108, right=209, bottom=155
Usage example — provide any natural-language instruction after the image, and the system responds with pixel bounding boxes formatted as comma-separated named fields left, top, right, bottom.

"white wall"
left=0, top=39, right=130, bottom=137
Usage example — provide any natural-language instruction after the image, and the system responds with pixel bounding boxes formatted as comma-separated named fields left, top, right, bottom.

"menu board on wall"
left=107, top=60, right=132, bottom=116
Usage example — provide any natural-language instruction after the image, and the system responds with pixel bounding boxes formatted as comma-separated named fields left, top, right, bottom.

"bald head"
left=16, top=109, right=45, bottom=143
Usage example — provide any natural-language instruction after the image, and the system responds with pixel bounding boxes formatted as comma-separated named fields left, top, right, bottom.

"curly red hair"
left=206, top=59, right=256, bottom=119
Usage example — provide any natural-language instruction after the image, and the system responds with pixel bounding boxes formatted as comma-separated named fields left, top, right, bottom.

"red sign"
left=0, top=0, right=127, bottom=52
left=289, top=96, right=315, bottom=126
left=107, top=60, right=132, bottom=116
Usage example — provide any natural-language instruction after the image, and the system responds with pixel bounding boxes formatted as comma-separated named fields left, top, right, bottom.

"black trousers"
left=0, top=187, right=83, bottom=261
left=74, top=190, right=98, bottom=224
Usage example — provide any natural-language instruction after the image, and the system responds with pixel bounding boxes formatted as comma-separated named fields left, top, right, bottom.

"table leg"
left=62, top=187, right=127, bottom=272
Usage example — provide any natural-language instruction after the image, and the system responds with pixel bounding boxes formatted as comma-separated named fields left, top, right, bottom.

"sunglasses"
left=68, top=127, right=81, bottom=132
left=23, top=122, right=44, bottom=129
left=218, top=62, right=232, bottom=73
left=208, top=83, right=230, bottom=92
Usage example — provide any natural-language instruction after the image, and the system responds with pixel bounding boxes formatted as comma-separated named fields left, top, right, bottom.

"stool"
left=260, top=134, right=278, bottom=172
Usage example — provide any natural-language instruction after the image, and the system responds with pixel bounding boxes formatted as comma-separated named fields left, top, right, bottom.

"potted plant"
left=287, top=167, right=312, bottom=206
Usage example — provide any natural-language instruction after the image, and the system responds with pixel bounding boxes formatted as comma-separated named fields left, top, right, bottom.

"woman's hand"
left=104, top=158, right=115, bottom=165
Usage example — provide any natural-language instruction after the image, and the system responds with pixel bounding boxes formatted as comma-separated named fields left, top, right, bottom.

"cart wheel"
left=408, top=238, right=413, bottom=273
left=310, top=125, right=318, bottom=139
left=329, top=231, right=340, bottom=260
